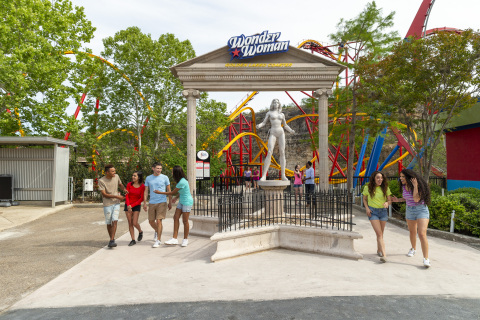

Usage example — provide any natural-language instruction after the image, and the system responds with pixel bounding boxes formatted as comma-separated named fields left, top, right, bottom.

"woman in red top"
left=125, top=171, right=145, bottom=246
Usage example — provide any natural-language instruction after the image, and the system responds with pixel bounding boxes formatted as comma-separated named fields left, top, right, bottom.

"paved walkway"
left=0, top=204, right=74, bottom=232
left=1, top=203, right=480, bottom=318
left=5, top=206, right=480, bottom=311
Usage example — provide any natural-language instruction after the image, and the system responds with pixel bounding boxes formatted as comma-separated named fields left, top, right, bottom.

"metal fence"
left=194, top=177, right=245, bottom=217
left=194, top=177, right=353, bottom=228
left=215, top=189, right=353, bottom=233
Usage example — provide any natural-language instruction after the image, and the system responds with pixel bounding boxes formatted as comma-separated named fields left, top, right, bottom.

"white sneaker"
left=423, top=258, right=431, bottom=268
left=165, top=238, right=178, bottom=245
left=152, top=240, right=161, bottom=248
left=407, top=248, right=416, bottom=257
left=153, top=232, right=157, bottom=241
left=377, top=251, right=383, bottom=257
left=181, top=239, right=189, bottom=247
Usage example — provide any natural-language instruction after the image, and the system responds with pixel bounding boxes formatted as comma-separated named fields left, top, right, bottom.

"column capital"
left=313, top=89, right=333, bottom=98
left=182, top=89, right=200, bottom=99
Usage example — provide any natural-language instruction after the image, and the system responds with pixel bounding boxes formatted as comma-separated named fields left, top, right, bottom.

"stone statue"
left=256, top=98, right=295, bottom=181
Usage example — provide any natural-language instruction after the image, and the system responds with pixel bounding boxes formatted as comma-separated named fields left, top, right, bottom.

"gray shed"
left=0, top=137, right=76, bottom=207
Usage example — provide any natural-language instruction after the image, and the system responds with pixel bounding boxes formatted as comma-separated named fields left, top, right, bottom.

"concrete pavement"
left=0, top=206, right=131, bottom=312
left=4, top=206, right=480, bottom=315
left=0, top=204, right=74, bottom=232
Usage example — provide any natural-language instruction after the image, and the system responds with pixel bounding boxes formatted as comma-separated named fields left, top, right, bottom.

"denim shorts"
left=104, top=203, right=120, bottom=225
left=406, top=205, right=430, bottom=220
left=124, top=204, right=141, bottom=212
left=177, top=203, right=192, bottom=213
left=294, top=184, right=303, bottom=188
left=368, top=206, right=388, bottom=221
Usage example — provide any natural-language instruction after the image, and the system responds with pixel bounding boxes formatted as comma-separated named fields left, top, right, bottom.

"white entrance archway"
left=170, top=45, right=345, bottom=193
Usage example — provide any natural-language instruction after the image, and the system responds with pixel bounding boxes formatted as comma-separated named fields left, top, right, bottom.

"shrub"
left=448, top=187, right=480, bottom=198
left=429, top=193, right=480, bottom=237
left=457, top=209, right=480, bottom=237
left=429, top=183, right=443, bottom=196
left=388, top=179, right=402, bottom=198
left=429, top=195, right=466, bottom=231
left=388, top=179, right=404, bottom=214
left=447, top=193, right=480, bottom=212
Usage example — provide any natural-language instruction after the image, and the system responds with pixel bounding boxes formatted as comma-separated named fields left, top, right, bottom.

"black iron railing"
left=218, top=189, right=353, bottom=232
left=194, top=176, right=246, bottom=217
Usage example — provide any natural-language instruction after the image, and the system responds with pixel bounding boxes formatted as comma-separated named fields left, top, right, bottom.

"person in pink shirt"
left=124, top=171, right=145, bottom=246
left=392, top=169, right=432, bottom=268
left=293, top=164, right=303, bottom=205
left=252, top=166, right=260, bottom=189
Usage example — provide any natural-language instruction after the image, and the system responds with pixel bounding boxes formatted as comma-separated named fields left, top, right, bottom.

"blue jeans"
left=368, top=206, right=388, bottom=221
left=406, top=205, right=430, bottom=220
left=177, top=203, right=192, bottom=213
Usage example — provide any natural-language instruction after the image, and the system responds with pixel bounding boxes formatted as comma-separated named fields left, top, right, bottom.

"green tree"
left=329, top=1, right=400, bottom=190
left=95, top=28, right=195, bottom=155
left=358, top=30, right=480, bottom=181
left=161, top=93, right=229, bottom=177
left=0, top=0, right=95, bottom=136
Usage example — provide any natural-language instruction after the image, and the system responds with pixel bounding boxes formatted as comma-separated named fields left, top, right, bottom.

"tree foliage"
left=159, top=93, right=229, bottom=176
left=0, top=0, right=95, bottom=136
left=329, top=1, right=400, bottom=190
left=92, top=27, right=196, bottom=153
left=358, top=30, right=480, bottom=181
left=69, top=28, right=229, bottom=178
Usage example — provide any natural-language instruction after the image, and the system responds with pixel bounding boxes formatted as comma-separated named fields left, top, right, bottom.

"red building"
left=445, top=102, right=480, bottom=190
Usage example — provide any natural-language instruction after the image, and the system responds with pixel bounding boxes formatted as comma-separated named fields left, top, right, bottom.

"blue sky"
left=69, top=0, right=480, bottom=114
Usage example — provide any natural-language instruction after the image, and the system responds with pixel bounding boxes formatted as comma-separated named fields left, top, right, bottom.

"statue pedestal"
left=258, top=180, right=290, bottom=223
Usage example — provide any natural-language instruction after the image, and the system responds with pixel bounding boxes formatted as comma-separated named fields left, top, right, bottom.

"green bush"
left=388, top=179, right=402, bottom=198
left=429, top=193, right=480, bottom=237
left=448, top=187, right=480, bottom=198
left=388, top=179, right=404, bottom=214
left=458, top=209, right=480, bottom=237
left=429, top=195, right=466, bottom=231
left=429, top=183, right=443, bottom=196
left=69, top=160, right=97, bottom=199
left=447, top=193, right=480, bottom=212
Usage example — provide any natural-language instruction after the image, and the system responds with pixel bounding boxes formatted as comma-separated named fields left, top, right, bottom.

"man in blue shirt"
left=303, top=161, right=315, bottom=207
left=143, top=163, right=172, bottom=248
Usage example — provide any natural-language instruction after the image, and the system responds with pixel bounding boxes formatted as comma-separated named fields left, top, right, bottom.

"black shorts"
left=245, top=177, right=251, bottom=181
left=124, top=204, right=142, bottom=212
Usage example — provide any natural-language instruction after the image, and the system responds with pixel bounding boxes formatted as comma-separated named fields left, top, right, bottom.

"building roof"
left=0, top=136, right=76, bottom=147
left=442, top=100, right=480, bottom=132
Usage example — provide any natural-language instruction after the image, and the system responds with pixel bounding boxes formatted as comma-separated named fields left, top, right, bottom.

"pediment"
left=172, top=45, right=343, bottom=72
left=170, top=45, right=345, bottom=91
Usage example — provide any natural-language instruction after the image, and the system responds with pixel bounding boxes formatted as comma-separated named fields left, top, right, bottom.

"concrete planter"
left=210, top=225, right=363, bottom=262
left=189, top=215, right=219, bottom=237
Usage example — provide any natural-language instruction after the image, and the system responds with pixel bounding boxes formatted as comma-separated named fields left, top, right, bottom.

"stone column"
left=314, top=89, right=332, bottom=191
left=182, top=89, right=200, bottom=194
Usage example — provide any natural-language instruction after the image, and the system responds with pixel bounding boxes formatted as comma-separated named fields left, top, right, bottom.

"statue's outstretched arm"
left=256, top=111, right=270, bottom=129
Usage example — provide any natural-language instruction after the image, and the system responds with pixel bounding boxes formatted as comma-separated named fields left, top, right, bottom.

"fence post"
left=450, top=210, right=456, bottom=233
left=389, top=204, right=392, bottom=218
left=442, top=188, right=445, bottom=197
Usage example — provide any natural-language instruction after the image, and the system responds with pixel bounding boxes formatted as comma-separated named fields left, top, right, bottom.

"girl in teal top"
left=154, top=166, right=193, bottom=247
